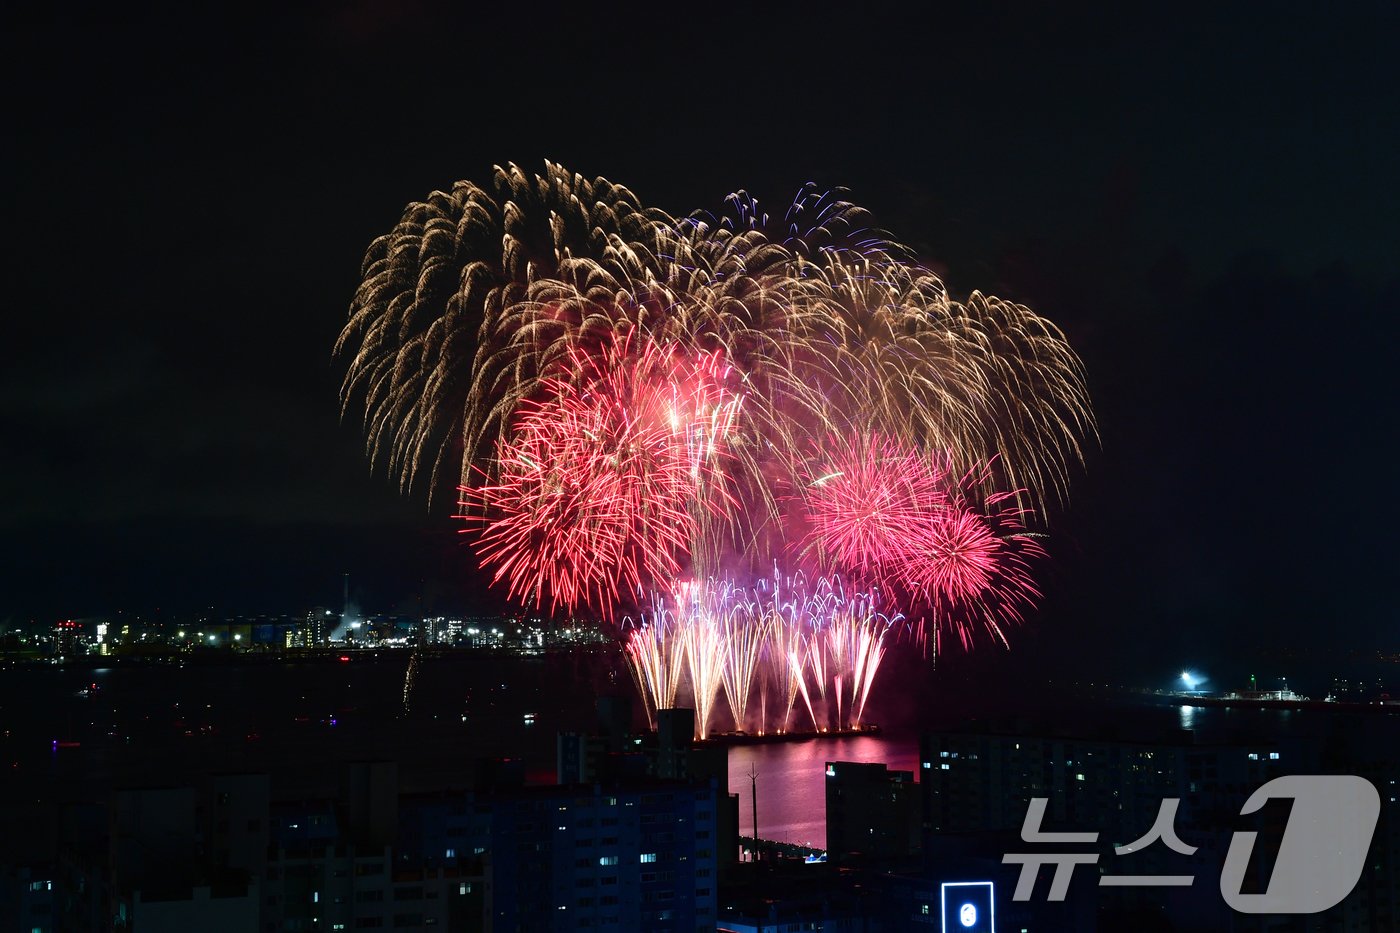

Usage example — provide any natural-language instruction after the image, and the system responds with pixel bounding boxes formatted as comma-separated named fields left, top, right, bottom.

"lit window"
left=640, top=853, right=657, bottom=863
left=1269, top=752, right=1280, bottom=760
left=1247, top=753, right=1258, bottom=761
left=941, top=764, right=950, bottom=770
left=1076, top=773, right=1085, bottom=781
left=922, top=762, right=931, bottom=769
left=598, top=856, right=618, bottom=866
left=445, top=848, right=455, bottom=858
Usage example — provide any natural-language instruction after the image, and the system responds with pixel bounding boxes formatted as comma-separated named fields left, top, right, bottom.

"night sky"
left=5, top=4, right=1397, bottom=681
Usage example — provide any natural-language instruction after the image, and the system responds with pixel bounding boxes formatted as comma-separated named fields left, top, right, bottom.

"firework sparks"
left=338, top=162, right=1094, bottom=727
left=718, top=591, right=766, bottom=733
left=799, top=435, right=947, bottom=580
left=459, top=336, right=740, bottom=616
left=903, top=464, right=1048, bottom=650
left=623, top=606, right=686, bottom=729
left=623, top=575, right=896, bottom=738
left=339, top=163, right=1093, bottom=519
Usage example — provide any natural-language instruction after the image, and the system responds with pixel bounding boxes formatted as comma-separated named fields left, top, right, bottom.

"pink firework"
left=799, top=442, right=1047, bottom=652
left=904, top=463, right=1047, bottom=649
left=622, top=573, right=896, bottom=739
left=914, top=506, right=1000, bottom=604
left=799, top=436, right=946, bottom=579
left=459, top=337, right=740, bottom=617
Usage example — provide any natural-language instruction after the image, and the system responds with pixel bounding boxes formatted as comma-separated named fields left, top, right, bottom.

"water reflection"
left=725, top=734, right=919, bottom=847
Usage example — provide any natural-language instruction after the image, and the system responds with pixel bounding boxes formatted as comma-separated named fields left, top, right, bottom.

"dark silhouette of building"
left=919, top=714, right=1399, bottom=931
left=823, top=761, right=920, bottom=862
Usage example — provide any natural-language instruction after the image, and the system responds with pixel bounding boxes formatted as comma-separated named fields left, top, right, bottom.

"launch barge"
left=696, top=724, right=882, bottom=745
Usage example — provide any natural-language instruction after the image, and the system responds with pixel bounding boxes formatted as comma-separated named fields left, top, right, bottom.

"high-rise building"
left=915, top=718, right=1400, bottom=931
left=53, top=620, right=80, bottom=659
left=396, top=753, right=722, bottom=933
left=303, top=609, right=333, bottom=647
left=824, top=761, right=920, bottom=862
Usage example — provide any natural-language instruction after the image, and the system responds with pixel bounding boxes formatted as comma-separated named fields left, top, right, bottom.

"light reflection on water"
left=725, top=734, right=919, bottom=847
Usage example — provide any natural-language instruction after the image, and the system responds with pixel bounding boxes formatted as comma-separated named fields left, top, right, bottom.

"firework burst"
left=799, top=435, right=947, bottom=580
left=622, top=574, right=896, bottom=738
left=904, top=464, right=1048, bottom=650
left=338, top=162, right=1094, bottom=725
left=458, top=336, right=740, bottom=615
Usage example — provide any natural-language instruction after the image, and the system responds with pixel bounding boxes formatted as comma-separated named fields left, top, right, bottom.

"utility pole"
left=748, top=762, right=759, bottom=861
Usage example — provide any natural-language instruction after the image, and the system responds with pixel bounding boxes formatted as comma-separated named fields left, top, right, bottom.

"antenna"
left=748, top=762, right=759, bottom=858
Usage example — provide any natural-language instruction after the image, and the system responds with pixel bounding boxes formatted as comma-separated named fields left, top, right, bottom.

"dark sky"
left=4, top=4, right=1397, bottom=680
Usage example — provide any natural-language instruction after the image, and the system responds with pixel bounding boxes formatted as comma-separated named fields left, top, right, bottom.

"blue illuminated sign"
left=941, top=881, right=994, bottom=933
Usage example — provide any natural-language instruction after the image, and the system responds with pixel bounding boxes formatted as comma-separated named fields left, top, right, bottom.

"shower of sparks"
left=337, top=163, right=1094, bottom=730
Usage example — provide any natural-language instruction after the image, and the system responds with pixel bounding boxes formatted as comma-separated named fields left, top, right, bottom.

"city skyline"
left=6, top=7, right=1398, bottom=675
left=5, top=8, right=1399, bottom=930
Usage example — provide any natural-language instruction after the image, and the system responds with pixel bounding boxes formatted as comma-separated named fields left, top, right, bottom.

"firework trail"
left=718, top=593, right=766, bottom=733
left=623, top=575, right=895, bottom=738
left=764, top=578, right=809, bottom=733
left=337, top=162, right=1094, bottom=722
left=623, top=603, right=686, bottom=729
left=680, top=610, right=726, bottom=740
left=820, top=591, right=893, bottom=730
left=335, top=163, right=671, bottom=504
left=338, top=163, right=1093, bottom=519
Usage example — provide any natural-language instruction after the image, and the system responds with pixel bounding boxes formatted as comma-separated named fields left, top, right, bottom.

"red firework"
left=459, top=337, right=739, bottom=617
left=799, top=436, right=947, bottom=579
left=902, top=464, right=1047, bottom=649
left=911, top=505, right=1000, bottom=604
left=800, top=443, right=1045, bottom=650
